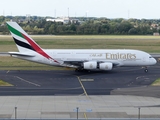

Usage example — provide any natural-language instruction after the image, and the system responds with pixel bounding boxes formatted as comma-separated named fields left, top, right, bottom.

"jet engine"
left=83, top=61, right=97, bottom=70
left=99, top=62, right=113, bottom=70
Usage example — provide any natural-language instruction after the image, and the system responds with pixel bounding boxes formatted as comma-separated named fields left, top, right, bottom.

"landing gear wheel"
left=144, top=69, right=148, bottom=73
left=75, top=68, right=85, bottom=72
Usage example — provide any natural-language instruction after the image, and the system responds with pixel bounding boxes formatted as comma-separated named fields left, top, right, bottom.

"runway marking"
left=83, top=112, right=88, bottom=120
left=76, top=76, right=88, bottom=97
left=136, top=76, right=145, bottom=80
left=136, top=76, right=150, bottom=80
left=6, top=70, right=10, bottom=73
left=81, top=79, right=94, bottom=81
left=15, top=76, right=41, bottom=87
left=120, top=67, right=142, bottom=72
left=79, top=93, right=85, bottom=96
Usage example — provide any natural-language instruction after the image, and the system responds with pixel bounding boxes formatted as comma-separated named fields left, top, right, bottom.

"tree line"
left=0, top=16, right=160, bottom=35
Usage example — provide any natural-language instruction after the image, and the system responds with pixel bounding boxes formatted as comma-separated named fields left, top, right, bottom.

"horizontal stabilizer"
left=8, top=52, right=35, bottom=57
left=0, top=52, right=10, bottom=56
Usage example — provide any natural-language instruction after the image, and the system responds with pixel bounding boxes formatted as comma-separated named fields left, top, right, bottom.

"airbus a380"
left=6, top=22, right=157, bottom=72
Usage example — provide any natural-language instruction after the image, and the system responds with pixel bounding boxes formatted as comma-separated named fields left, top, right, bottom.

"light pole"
left=76, top=107, right=79, bottom=119
left=138, top=107, right=141, bottom=119
left=15, top=107, right=17, bottom=119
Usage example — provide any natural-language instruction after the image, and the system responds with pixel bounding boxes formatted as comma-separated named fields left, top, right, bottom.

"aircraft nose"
left=152, top=58, right=157, bottom=65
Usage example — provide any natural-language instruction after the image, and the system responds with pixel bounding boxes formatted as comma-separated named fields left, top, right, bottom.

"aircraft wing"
left=64, top=60, right=120, bottom=68
left=64, top=61, right=83, bottom=67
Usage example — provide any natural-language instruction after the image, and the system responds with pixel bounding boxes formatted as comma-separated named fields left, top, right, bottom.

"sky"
left=1, top=0, right=160, bottom=19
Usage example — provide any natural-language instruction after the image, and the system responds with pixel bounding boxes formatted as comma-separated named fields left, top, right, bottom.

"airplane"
left=6, top=22, right=157, bottom=72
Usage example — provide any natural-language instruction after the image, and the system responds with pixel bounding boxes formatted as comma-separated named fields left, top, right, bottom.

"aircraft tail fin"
left=6, top=22, right=60, bottom=63
left=6, top=22, right=42, bottom=53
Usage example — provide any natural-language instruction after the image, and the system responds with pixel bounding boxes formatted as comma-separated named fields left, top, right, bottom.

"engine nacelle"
left=99, top=62, right=113, bottom=70
left=83, top=61, right=97, bottom=70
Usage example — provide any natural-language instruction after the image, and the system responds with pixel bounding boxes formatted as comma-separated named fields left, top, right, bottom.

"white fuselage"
left=12, top=49, right=157, bottom=70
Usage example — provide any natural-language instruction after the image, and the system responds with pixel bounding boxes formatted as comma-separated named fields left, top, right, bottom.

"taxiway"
left=0, top=63, right=159, bottom=119
left=0, top=63, right=159, bottom=97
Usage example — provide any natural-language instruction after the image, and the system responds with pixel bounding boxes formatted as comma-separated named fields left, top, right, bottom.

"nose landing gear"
left=144, top=69, right=148, bottom=73
left=144, top=67, right=148, bottom=73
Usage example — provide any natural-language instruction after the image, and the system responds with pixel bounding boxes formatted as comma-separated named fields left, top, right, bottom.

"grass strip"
left=0, top=80, right=13, bottom=86
left=151, top=78, right=160, bottom=86
left=0, top=56, right=72, bottom=70
left=0, top=35, right=160, bottom=53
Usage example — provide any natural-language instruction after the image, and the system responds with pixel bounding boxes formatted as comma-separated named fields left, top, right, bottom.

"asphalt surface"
left=0, top=62, right=159, bottom=97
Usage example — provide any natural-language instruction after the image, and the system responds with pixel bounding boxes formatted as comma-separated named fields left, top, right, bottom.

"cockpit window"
left=149, top=56, right=153, bottom=58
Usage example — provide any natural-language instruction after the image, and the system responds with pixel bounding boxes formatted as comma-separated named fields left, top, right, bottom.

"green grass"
left=0, top=56, right=67, bottom=70
left=151, top=78, right=160, bottom=86
left=0, top=35, right=160, bottom=52
left=0, top=35, right=160, bottom=70
left=0, top=80, right=13, bottom=86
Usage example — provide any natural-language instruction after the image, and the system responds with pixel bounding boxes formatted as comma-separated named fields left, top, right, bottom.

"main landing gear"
left=75, top=68, right=90, bottom=72
left=144, top=67, right=148, bottom=73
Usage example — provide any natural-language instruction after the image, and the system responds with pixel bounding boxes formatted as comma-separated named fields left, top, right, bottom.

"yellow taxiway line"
left=76, top=76, right=88, bottom=97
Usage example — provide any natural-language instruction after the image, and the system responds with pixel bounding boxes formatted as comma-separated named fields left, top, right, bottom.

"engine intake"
left=83, top=61, right=113, bottom=71
left=83, top=61, right=97, bottom=70
left=99, top=62, right=113, bottom=70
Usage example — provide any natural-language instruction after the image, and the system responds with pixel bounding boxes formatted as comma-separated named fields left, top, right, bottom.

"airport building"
left=46, top=17, right=80, bottom=24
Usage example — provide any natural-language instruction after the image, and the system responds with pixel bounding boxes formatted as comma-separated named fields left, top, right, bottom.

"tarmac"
left=0, top=62, right=159, bottom=119
left=0, top=64, right=160, bottom=96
